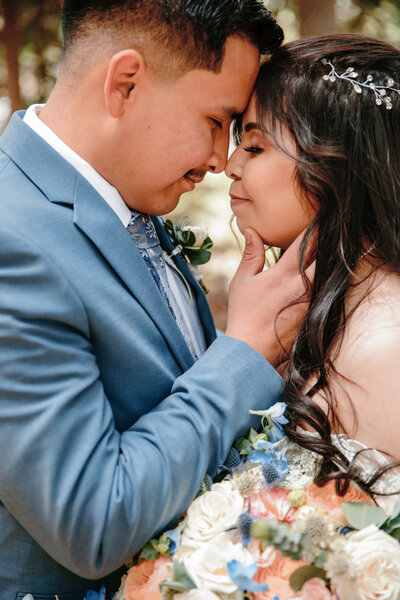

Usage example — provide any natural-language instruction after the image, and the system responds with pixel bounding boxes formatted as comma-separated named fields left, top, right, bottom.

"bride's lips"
left=230, top=194, right=249, bottom=208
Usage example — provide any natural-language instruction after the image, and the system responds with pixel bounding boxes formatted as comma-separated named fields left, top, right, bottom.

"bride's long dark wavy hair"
left=239, top=34, right=400, bottom=495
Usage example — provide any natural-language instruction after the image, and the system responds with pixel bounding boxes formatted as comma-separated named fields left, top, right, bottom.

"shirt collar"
left=23, top=104, right=132, bottom=227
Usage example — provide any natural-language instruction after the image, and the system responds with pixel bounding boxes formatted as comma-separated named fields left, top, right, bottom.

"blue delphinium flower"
left=227, top=560, right=269, bottom=593
left=164, top=517, right=189, bottom=555
left=247, top=439, right=281, bottom=466
left=83, top=586, right=106, bottom=600
left=250, top=402, right=289, bottom=442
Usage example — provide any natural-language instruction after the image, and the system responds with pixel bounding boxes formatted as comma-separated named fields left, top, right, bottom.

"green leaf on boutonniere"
left=201, top=237, right=214, bottom=250
left=188, top=249, right=211, bottom=266
left=342, top=502, right=387, bottom=530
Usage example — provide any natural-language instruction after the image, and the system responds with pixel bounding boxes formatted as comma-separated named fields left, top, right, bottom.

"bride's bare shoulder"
left=317, top=266, right=400, bottom=457
left=341, top=266, right=400, bottom=355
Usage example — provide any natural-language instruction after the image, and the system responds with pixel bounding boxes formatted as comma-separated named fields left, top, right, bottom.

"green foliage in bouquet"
left=251, top=519, right=311, bottom=561
left=341, top=501, right=387, bottom=530
left=160, top=560, right=196, bottom=594
left=382, top=501, right=400, bottom=539
left=289, top=565, right=329, bottom=592
left=235, top=428, right=261, bottom=457
left=139, top=533, right=172, bottom=560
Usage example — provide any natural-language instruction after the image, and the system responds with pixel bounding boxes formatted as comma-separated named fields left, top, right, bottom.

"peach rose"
left=283, top=577, right=334, bottom=599
left=306, top=480, right=372, bottom=523
left=125, top=556, right=171, bottom=600
left=247, top=487, right=296, bottom=523
left=252, top=547, right=307, bottom=600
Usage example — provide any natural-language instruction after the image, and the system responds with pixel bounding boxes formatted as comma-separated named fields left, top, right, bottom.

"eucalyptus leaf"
left=235, top=437, right=253, bottom=456
left=139, top=541, right=159, bottom=560
left=389, top=527, right=400, bottom=540
left=189, top=249, right=211, bottom=265
left=342, top=502, right=387, bottom=530
left=172, top=560, right=196, bottom=590
left=161, top=577, right=196, bottom=593
left=392, top=501, right=400, bottom=519
left=289, top=565, right=328, bottom=592
left=201, top=237, right=214, bottom=250
left=186, top=231, right=196, bottom=246
left=382, top=514, right=400, bottom=534
left=249, top=428, right=258, bottom=443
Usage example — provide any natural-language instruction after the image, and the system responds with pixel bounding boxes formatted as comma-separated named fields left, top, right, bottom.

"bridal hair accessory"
left=321, top=58, right=400, bottom=110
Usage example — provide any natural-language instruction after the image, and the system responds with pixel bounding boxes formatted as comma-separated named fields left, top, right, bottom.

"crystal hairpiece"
left=321, top=58, right=400, bottom=110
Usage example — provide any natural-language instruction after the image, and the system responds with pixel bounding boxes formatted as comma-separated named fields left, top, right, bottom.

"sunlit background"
left=1, top=0, right=399, bottom=328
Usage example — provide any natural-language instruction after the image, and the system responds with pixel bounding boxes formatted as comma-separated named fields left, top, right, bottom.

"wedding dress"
left=281, top=432, right=400, bottom=514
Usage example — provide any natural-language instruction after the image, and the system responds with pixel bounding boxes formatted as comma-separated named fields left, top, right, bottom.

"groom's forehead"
left=174, top=37, right=260, bottom=113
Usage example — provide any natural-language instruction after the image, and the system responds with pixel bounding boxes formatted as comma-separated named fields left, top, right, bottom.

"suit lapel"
left=72, top=179, right=196, bottom=371
left=153, top=217, right=217, bottom=346
left=0, top=112, right=195, bottom=372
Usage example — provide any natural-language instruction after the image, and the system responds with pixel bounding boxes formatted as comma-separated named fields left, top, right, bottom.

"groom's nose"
left=207, top=129, right=230, bottom=174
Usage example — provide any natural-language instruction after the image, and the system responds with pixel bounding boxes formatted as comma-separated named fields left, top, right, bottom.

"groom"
left=0, top=1, right=305, bottom=598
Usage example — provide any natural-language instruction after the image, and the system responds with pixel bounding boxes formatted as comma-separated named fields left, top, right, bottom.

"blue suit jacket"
left=0, top=112, right=283, bottom=599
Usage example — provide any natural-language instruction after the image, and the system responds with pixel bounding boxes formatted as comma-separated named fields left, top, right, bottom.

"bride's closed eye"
left=244, top=146, right=263, bottom=154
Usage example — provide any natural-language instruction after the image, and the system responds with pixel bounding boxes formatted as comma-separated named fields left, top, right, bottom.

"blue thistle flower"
left=196, top=473, right=213, bottom=497
left=225, top=447, right=242, bottom=471
left=259, top=451, right=289, bottom=486
left=262, top=464, right=280, bottom=485
left=237, top=511, right=254, bottom=547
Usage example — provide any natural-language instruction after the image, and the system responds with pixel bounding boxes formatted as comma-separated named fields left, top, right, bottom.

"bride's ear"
left=104, top=49, right=146, bottom=118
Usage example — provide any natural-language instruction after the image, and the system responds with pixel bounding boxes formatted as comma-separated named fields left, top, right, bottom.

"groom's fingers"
left=235, top=228, right=266, bottom=277
left=226, top=228, right=314, bottom=367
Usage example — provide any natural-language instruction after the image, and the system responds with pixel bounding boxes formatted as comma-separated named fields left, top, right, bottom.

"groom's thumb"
left=236, top=229, right=266, bottom=278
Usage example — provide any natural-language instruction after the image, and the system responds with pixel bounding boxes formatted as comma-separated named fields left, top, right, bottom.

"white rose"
left=178, top=481, right=244, bottom=552
left=174, top=589, right=221, bottom=599
left=181, top=533, right=254, bottom=594
left=175, top=590, right=240, bottom=600
left=182, top=225, right=209, bottom=247
left=328, top=524, right=400, bottom=600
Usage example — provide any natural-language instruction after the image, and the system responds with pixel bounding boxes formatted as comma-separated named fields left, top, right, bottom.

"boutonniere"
left=164, top=217, right=213, bottom=294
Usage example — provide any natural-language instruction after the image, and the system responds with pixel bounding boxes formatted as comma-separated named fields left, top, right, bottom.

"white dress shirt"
left=23, top=105, right=206, bottom=357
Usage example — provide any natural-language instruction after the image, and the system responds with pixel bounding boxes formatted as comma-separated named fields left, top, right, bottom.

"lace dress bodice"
left=280, top=431, right=400, bottom=514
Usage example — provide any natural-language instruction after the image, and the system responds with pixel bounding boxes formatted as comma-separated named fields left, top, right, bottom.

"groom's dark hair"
left=61, top=0, right=283, bottom=73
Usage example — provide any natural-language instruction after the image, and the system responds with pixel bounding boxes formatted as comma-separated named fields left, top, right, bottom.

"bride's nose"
left=225, top=147, right=242, bottom=181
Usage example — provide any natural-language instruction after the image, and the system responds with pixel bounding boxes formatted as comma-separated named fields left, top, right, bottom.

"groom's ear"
left=104, top=49, right=147, bottom=118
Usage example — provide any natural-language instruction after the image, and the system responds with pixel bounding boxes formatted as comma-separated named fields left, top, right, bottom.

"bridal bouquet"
left=88, top=403, right=400, bottom=600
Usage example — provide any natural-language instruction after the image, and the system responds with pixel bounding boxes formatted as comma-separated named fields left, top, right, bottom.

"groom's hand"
left=225, top=228, right=315, bottom=367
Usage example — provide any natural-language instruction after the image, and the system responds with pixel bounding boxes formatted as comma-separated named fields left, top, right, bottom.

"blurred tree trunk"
left=298, top=0, right=336, bottom=37
left=2, top=0, right=23, bottom=111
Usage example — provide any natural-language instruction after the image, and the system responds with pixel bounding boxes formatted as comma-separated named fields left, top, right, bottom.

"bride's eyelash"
left=244, top=146, right=263, bottom=154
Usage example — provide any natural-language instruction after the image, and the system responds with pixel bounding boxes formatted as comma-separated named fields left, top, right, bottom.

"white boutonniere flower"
left=164, top=217, right=213, bottom=294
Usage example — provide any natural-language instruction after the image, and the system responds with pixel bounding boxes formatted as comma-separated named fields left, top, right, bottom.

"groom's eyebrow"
left=219, top=106, right=242, bottom=120
left=244, top=123, right=262, bottom=132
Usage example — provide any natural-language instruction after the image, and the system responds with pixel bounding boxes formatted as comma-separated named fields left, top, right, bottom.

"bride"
left=226, top=33, right=400, bottom=498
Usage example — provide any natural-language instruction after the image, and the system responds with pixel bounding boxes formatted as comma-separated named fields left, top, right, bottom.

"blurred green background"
left=1, top=0, right=399, bottom=328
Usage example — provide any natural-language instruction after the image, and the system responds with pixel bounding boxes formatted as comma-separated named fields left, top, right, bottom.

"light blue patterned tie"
left=127, top=212, right=198, bottom=359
